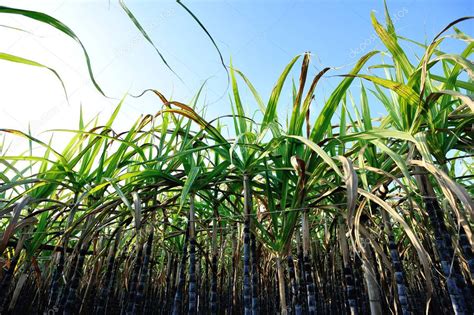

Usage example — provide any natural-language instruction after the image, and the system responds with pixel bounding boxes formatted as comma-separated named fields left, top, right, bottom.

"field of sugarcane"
left=0, top=3, right=473, bottom=315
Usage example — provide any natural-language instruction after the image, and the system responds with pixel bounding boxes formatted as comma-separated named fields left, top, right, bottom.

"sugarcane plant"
left=0, top=2, right=473, bottom=315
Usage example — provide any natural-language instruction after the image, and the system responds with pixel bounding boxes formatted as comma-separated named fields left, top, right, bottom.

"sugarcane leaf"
left=371, top=10, right=413, bottom=77
left=176, top=0, right=227, bottom=77
left=426, top=90, right=474, bottom=112
left=343, top=74, right=420, bottom=106
left=338, top=156, right=358, bottom=228
left=180, top=166, right=200, bottom=210
left=288, top=135, right=343, bottom=178
left=0, top=52, right=68, bottom=100
left=119, top=0, right=178, bottom=78
left=309, top=51, right=378, bottom=145
left=0, top=5, right=105, bottom=95
left=233, top=67, right=265, bottom=112
left=262, top=55, right=301, bottom=132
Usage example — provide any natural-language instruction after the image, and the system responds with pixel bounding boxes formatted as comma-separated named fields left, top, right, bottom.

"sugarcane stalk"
left=46, top=250, right=64, bottom=313
left=172, top=220, right=190, bottom=315
left=79, top=234, right=102, bottom=314
left=133, top=231, right=154, bottom=313
left=188, top=193, right=198, bottom=315
left=95, top=227, right=122, bottom=314
left=361, top=237, right=382, bottom=315
left=287, top=255, right=302, bottom=315
left=295, top=229, right=307, bottom=313
left=302, top=211, right=317, bottom=314
left=164, top=251, right=174, bottom=313
left=250, top=231, right=259, bottom=315
left=338, top=220, right=358, bottom=315
left=64, top=241, right=90, bottom=315
left=243, top=174, right=253, bottom=315
left=210, top=216, right=218, bottom=315
left=276, top=256, right=288, bottom=315
left=124, top=244, right=143, bottom=315
left=415, top=170, right=469, bottom=314
left=230, top=222, right=239, bottom=314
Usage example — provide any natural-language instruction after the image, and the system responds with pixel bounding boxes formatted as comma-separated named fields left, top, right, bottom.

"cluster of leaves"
left=0, top=3, right=473, bottom=314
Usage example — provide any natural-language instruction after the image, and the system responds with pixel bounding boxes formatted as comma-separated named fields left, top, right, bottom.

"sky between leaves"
left=0, top=0, right=472, bottom=151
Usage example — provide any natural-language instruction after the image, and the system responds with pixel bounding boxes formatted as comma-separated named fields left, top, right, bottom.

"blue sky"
left=0, top=0, right=472, bottom=144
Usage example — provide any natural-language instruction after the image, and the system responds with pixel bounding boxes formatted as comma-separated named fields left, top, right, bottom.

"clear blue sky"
left=0, top=0, right=472, bottom=141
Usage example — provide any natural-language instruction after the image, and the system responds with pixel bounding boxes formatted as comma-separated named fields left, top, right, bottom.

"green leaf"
left=309, top=51, right=378, bottom=145
left=288, top=135, right=343, bottom=178
left=119, top=0, right=178, bottom=78
left=371, top=11, right=413, bottom=77
left=0, top=6, right=105, bottom=95
left=262, top=55, right=301, bottom=132
left=0, top=52, right=67, bottom=100
left=349, top=74, right=420, bottom=105
left=180, top=166, right=200, bottom=210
